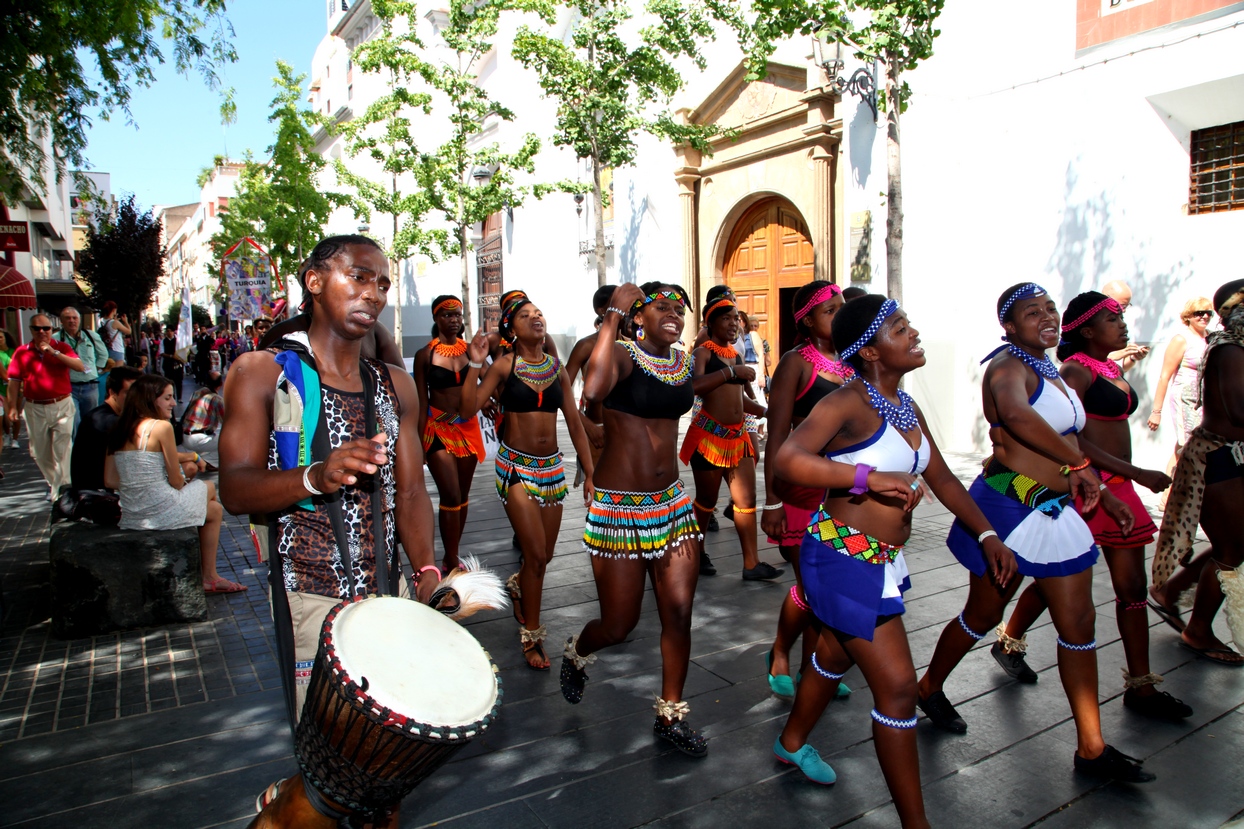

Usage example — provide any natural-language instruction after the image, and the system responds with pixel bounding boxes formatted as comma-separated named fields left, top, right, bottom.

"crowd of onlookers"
left=2, top=306, right=264, bottom=595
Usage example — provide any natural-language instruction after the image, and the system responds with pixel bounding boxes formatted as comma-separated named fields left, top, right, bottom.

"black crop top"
left=1083, top=374, right=1138, bottom=421
left=500, top=357, right=563, bottom=413
left=604, top=341, right=695, bottom=420
left=426, top=363, right=464, bottom=390
left=792, top=372, right=839, bottom=420
left=704, top=351, right=747, bottom=384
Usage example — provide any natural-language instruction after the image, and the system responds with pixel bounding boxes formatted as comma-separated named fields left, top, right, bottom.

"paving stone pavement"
left=1, top=422, right=1242, bottom=828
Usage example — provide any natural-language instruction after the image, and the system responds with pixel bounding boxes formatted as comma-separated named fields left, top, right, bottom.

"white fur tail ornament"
left=428, top=555, right=509, bottom=620
left=1218, top=566, right=1244, bottom=647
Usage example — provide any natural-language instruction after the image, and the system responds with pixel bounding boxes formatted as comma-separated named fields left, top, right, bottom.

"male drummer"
left=220, top=234, right=438, bottom=826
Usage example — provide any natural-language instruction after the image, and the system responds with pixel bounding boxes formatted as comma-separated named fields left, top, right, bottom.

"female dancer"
left=987, top=292, right=1187, bottom=720
left=104, top=374, right=238, bottom=593
left=461, top=298, right=594, bottom=668
left=761, top=281, right=853, bottom=698
left=1153, top=279, right=1244, bottom=666
left=918, top=284, right=1153, bottom=784
left=561, top=281, right=706, bottom=756
left=414, top=295, right=485, bottom=573
left=683, top=294, right=782, bottom=581
left=771, top=295, right=1016, bottom=820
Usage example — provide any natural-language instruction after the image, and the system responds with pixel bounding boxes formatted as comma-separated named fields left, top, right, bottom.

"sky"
left=81, top=3, right=326, bottom=210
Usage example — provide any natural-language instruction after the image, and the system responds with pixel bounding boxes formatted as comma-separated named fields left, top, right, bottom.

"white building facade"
left=154, top=162, right=243, bottom=323
left=305, top=0, right=1243, bottom=467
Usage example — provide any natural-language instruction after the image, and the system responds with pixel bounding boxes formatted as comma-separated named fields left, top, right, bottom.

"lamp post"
left=813, top=35, right=878, bottom=121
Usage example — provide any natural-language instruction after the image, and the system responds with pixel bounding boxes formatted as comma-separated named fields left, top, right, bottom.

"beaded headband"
left=1060, top=297, right=1121, bottom=333
left=794, top=284, right=844, bottom=323
left=704, top=298, right=736, bottom=320
left=998, top=283, right=1048, bottom=325
left=432, top=297, right=462, bottom=315
left=633, top=289, right=686, bottom=313
left=840, top=298, right=898, bottom=360
left=500, top=297, right=532, bottom=333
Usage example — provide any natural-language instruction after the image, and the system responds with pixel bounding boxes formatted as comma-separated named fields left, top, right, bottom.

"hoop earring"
left=636, top=325, right=645, bottom=341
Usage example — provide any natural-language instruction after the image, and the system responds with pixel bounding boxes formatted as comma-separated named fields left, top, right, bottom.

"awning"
left=0, top=265, right=37, bottom=310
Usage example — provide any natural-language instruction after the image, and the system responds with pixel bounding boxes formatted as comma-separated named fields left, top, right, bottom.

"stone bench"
left=49, top=522, right=207, bottom=639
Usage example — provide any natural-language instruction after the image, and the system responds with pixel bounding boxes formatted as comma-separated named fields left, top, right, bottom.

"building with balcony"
left=154, top=162, right=243, bottom=324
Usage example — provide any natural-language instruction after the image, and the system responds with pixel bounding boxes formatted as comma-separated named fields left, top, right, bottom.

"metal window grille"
left=1189, top=121, right=1244, bottom=214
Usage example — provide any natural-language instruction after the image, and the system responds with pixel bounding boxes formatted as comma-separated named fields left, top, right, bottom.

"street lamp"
left=814, top=35, right=878, bottom=120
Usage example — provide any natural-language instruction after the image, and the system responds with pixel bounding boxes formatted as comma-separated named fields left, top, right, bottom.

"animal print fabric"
left=271, top=359, right=400, bottom=598
left=1152, top=426, right=1228, bottom=588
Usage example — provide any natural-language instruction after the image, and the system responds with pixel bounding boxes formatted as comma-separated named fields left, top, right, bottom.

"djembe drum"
left=251, top=594, right=501, bottom=827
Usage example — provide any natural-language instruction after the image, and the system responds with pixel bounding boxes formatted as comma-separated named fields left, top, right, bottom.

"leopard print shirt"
left=271, top=359, right=401, bottom=597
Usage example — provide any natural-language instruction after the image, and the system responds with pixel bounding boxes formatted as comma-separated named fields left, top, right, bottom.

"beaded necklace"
left=1007, top=344, right=1061, bottom=379
left=622, top=340, right=691, bottom=386
left=798, top=342, right=854, bottom=380
left=432, top=338, right=467, bottom=358
left=855, top=376, right=919, bottom=433
left=515, top=353, right=560, bottom=408
left=431, top=338, right=468, bottom=382
left=1062, top=352, right=1120, bottom=379
left=703, top=340, right=737, bottom=360
left=515, top=353, right=559, bottom=386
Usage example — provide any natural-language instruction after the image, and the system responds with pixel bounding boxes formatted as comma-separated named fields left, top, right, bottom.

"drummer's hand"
left=414, top=568, right=440, bottom=604
left=314, top=431, right=389, bottom=492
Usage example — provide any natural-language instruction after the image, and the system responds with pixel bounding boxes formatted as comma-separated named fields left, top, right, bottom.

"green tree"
left=210, top=62, right=341, bottom=296
left=1, top=0, right=238, bottom=202
left=415, top=0, right=545, bottom=330
left=335, top=0, right=440, bottom=353
left=513, top=0, right=744, bottom=287
left=164, top=300, right=214, bottom=329
left=746, top=0, right=944, bottom=303
left=76, top=195, right=167, bottom=322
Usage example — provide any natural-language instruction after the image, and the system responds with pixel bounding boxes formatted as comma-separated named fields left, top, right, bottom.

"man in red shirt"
left=7, top=314, right=86, bottom=498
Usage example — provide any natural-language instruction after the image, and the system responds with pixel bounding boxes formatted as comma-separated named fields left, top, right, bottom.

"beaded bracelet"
left=760, top=502, right=784, bottom=511
left=606, top=306, right=628, bottom=318
left=1059, top=458, right=1091, bottom=476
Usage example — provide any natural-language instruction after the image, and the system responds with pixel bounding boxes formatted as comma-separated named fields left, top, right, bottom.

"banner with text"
left=222, top=237, right=275, bottom=320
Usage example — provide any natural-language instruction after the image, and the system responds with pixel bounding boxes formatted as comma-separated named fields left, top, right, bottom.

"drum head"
left=333, top=597, right=498, bottom=728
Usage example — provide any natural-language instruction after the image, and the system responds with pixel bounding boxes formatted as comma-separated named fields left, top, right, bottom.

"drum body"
left=295, top=595, right=501, bottom=816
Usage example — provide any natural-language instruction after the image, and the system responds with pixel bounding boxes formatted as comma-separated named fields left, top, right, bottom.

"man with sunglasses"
left=6, top=314, right=87, bottom=499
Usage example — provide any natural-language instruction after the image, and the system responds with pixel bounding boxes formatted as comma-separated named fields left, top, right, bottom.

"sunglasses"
left=1191, top=310, right=1213, bottom=319
left=30, top=325, right=52, bottom=332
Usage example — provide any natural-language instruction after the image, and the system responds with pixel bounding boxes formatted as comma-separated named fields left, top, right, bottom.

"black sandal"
left=560, top=636, right=595, bottom=703
left=506, top=572, right=525, bottom=626
left=520, top=625, right=550, bottom=671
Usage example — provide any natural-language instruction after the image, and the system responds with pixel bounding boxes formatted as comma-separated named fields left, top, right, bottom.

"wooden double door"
left=722, top=198, right=816, bottom=358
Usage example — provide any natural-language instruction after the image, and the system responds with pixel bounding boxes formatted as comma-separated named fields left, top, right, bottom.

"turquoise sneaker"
left=766, top=650, right=795, bottom=699
left=773, top=736, right=836, bottom=784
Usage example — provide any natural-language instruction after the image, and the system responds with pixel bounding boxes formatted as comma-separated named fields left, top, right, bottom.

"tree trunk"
left=592, top=155, right=607, bottom=288
left=884, top=52, right=903, bottom=306
left=391, top=207, right=403, bottom=356
left=460, top=223, right=472, bottom=331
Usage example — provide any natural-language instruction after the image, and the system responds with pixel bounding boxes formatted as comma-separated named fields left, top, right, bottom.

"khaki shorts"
left=279, top=579, right=411, bottom=721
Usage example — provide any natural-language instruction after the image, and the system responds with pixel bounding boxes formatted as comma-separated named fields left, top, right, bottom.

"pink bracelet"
left=415, top=565, right=440, bottom=581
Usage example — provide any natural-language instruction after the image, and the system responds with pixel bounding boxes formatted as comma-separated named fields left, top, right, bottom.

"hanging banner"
left=221, top=237, right=276, bottom=320
left=176, top=283, right=194, bottom=361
